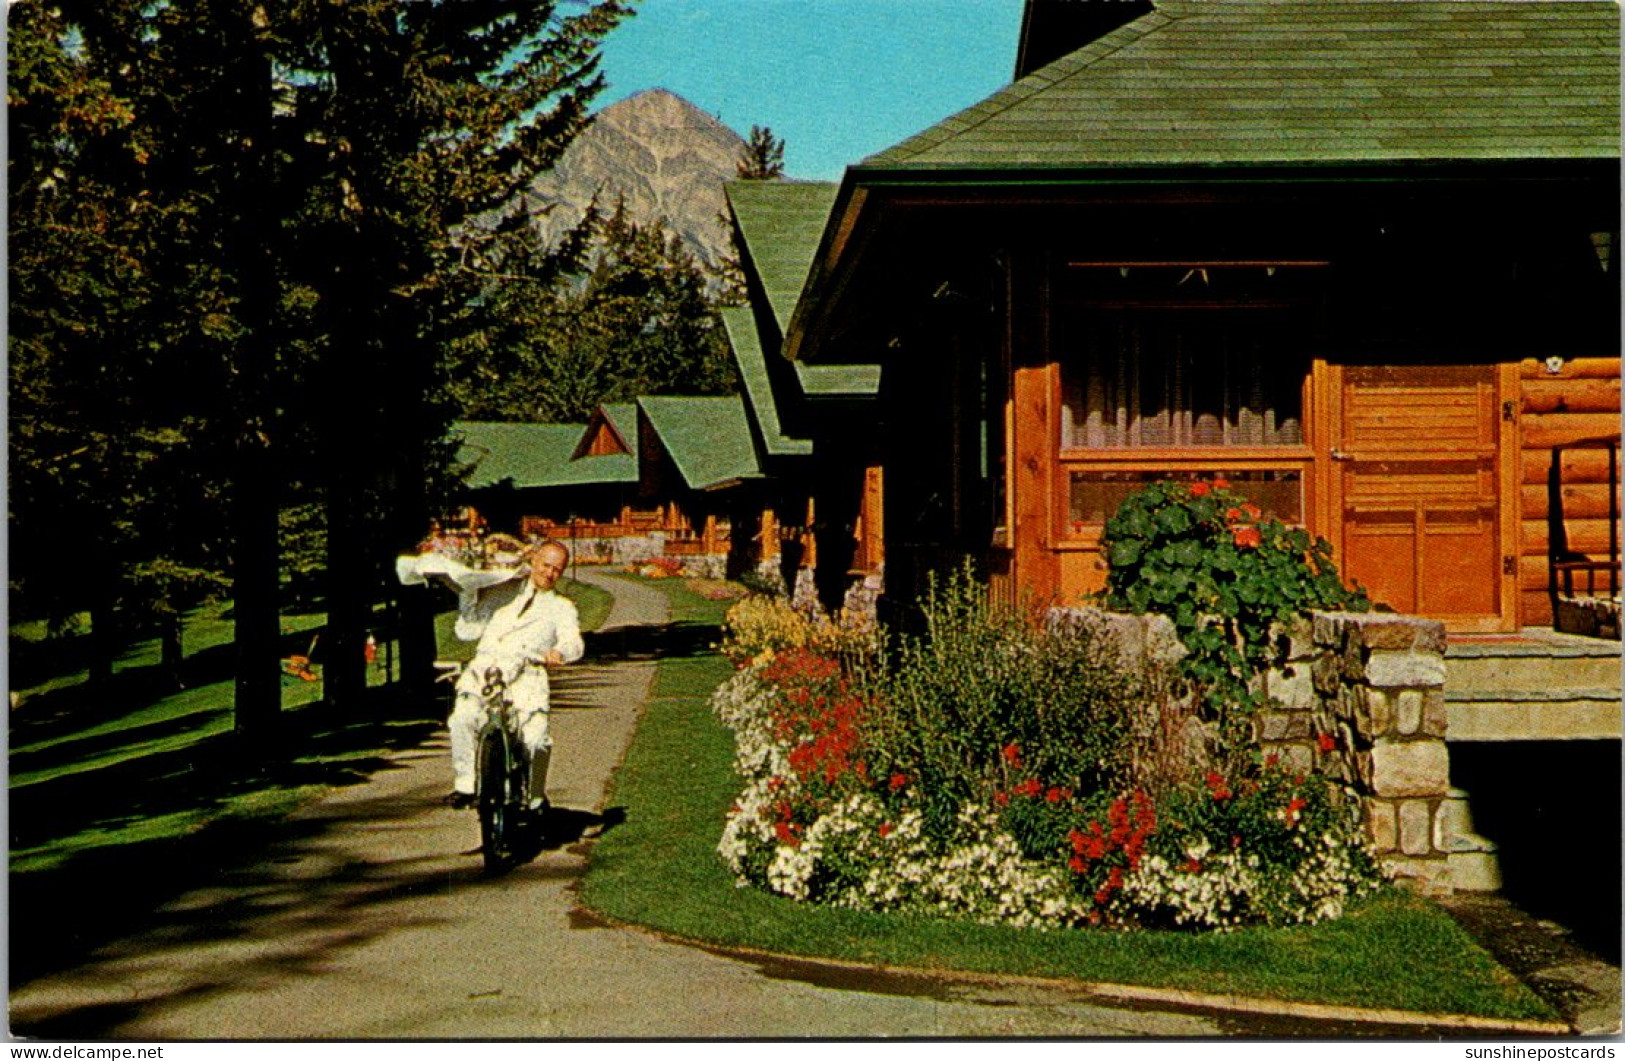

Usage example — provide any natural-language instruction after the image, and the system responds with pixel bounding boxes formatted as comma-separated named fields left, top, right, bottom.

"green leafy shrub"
left=862, top=568, right=1142, bottom=838
left=1099, top=479, right=1367, bottom=758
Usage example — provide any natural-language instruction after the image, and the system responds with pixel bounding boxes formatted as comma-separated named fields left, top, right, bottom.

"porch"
left=1444, top=628, right=1621, bottom=743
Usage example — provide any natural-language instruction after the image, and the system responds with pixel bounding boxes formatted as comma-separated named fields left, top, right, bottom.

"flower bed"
left=713, top=569, right=1383, bottom=933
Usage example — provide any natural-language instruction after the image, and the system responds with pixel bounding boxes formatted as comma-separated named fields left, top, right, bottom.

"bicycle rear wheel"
left=477, top=729, right=512, bottom=873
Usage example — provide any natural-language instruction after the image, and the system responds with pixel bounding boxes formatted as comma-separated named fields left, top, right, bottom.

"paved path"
left=7, top=571, right=1542, bottom=1040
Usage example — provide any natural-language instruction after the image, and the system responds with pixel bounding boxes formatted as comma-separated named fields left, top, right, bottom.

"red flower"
left=993, top=790, right=1010, bottom=807
left=1212, top=477, right=1231, bottom=490
left=1183, top=857, right=1203, bottom=874
left=1189, top=481, right=1211, bottom=497
left=1232, top=525, right=1262, bottom=548
left=1231, top=834, right=1242, bottom=849
left=774, top=821, right=799, bottom=846
left=1316, top=732, right=1338, bottom=753
left=1244, top=502, right=1262, bottom=519
left=1284, top=796, right=1308, bottom=827
left=1204, top=771, right=1233, bottom=800
left=1014, top=777, right=1044, bottom=799
left=878, top=822, right=894, bottom=838
left=1108, top=798, right=1130, bottom=843
left=1069, top=855, right=1087, bottom=875
left=1264, top=753, right=1280, bottom=767
left=1045, top=786, right=1072, bottom=804
left=1001, top=742, right=1022, bottom=768
left=1225, top=507, right=1243, bottom=521
left=889, top=773, right=909, bottom=791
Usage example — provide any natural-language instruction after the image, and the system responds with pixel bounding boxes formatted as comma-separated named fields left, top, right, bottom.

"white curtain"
left=1062, top=310, right=1302, bottom=450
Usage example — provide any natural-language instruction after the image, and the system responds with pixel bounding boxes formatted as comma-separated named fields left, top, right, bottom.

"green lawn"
left=580, top=580, right=1555, bottom=1024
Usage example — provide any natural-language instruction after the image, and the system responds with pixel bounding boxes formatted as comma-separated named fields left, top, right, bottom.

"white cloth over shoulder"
left=395, top=553, right=525, bottom=641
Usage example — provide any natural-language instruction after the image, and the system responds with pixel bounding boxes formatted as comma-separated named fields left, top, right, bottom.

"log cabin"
left=778, top=0, right=1620, bottom=634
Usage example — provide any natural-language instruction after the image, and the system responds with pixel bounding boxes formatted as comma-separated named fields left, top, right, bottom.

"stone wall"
left=1265, top=612, right=1453, bottom=892
left=1051, top=606, right=1455, bottom=893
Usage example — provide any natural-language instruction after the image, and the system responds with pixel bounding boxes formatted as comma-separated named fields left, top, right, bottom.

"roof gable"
left=573, top=403, right=639, bottom=459
left=867, top=0, right=1620, bottom=169
left=637, top=395, right=762, bottom=490
left=725, top=181, right=840, bottom=334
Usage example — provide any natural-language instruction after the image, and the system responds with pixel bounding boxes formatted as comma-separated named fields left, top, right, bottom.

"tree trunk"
left=160, top=611, right=184, bottom=689
left=322, top=470, right=369, bottom=708
left=87, top=593, right=116, bottom=690
left=229, top=6, right=283, bottom=745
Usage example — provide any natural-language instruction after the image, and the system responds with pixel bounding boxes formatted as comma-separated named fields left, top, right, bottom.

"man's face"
left=529, top=545, right=568, bottom=592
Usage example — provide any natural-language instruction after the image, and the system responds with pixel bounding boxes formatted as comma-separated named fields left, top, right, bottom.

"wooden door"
left=1331, top=365, right=1514, bottom=632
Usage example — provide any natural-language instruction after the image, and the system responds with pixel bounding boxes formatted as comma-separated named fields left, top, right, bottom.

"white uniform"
left=448, top=582, right=584, bottom=800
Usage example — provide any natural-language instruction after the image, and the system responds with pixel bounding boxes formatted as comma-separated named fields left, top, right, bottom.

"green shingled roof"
left=866, top=0, right=1620, bottom=169
left=725, top=181, right=840, bottom=333
left=638, top=395, right=762, bottom=490
left=721, top=306, right=812, bottom=457
left=456, top=421, right=635, bottom=489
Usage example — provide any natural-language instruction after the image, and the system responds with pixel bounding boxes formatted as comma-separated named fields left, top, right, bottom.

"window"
left=1061, top=308, right=1305, bottom=450
left=1054, top=266, right=1319, bottom=542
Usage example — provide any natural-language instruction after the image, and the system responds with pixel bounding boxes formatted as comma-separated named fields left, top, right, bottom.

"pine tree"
left=8, top=0, right=633, bottom=729
left=8, top=1, right=235, bottom=689
left=447, top=201, right=737, bottom=424
left=737, top=124, right=786, bottom=180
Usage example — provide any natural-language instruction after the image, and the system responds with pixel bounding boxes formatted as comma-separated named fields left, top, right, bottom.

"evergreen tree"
left=8, top=2, right=235, bottom=689
left=7, top=1, right=632, bottom=728
left=448, top=201, right=736, bottom=424
left=737, top=124, right=786, bottom=180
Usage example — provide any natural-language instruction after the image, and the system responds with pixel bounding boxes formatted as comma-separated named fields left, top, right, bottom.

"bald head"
left=528, top=541, right=568, bottom=592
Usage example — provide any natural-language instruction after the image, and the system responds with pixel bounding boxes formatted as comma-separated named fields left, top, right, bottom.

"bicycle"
left=462, top=663, right=544, bottom=873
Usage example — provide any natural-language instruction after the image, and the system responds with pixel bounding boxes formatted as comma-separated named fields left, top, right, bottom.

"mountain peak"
left=525, top=90, right=748, bottom=271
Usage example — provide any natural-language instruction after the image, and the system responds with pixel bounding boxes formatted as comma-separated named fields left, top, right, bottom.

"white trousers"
left=449, top=662, right=553, bottom=805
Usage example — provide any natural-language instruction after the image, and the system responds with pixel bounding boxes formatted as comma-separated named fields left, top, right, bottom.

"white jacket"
left=471, top=583, right=585, bottom=682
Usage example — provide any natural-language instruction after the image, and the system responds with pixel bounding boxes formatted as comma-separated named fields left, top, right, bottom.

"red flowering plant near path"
left=755, top=647, right=879, bottom=832
left=992, top=741, right=1167, bottom=924
left=1099, top=479, right=1368, bottom=764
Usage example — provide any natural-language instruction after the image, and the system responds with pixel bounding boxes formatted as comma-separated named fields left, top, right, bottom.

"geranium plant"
left=1098, top=479, right=1367, bottom=759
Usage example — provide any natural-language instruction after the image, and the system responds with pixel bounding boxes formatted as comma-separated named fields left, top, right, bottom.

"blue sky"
left=595, top=0, right=1026, bottom=180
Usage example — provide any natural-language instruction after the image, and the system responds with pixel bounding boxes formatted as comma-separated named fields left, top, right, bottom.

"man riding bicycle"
left=446, top=540, right=583, bottom=810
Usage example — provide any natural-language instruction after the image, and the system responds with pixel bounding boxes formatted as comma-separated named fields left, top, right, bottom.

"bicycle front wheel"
left=477, top=729, right=512, bottom=873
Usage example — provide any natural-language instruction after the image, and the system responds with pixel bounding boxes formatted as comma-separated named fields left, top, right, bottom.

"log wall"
left=1516, top=357, right=1621, bottom=626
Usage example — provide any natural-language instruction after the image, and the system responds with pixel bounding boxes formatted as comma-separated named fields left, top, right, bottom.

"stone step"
left=1441, top=788, right=1503, bottom=893
left=1445, top=631, right=1619, bottom=740
left=1445, top=652, right=1621, bottom=697
left=1446, top=686, right=1622, bottom=704
left=1447, top=695, right=1621, bottom=741
left=1449, top=849, right=1505, bottom=893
